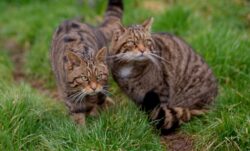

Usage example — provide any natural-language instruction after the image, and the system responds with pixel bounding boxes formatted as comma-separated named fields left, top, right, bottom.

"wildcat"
left=108, top=18, right=218, bottom=134
left=50, top=0, right=123, bottom=125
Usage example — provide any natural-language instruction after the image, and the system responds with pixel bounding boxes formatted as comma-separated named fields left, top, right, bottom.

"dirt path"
left=4, top=38, right=26, bottom=82
left=161, top=132, right=194, bottom=151
left=4, top=39, right=59, bottom=100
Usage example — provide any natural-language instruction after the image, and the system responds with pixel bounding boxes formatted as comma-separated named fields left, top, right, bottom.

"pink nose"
left=90, top=82, right=97, bottom=91
left=137, top=44, right=145, bottom=53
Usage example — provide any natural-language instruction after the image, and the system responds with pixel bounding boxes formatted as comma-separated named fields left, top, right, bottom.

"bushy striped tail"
left=98, top=0, right=123, bottom=43
left=103, top=0, right=123, bottom=23
left=142, top=90, right=208, bottom=135
left=106, top=0, right=123, bottom=19
left=150, top=105, right=207, bottom=135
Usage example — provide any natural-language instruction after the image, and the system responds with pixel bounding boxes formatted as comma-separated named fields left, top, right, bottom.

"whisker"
left=77, top=93, right=85, bottom=103
left=118, top=54, right=129, bottom=62
left=68, top=91, right=81, bottom=100
left=149, top=53, right=170, bottom=64
left=101, top=89, right=114, bottom=96
left=147, top=55, right=161, bottom=69
left=107, top=53, right=128, bottom=59
left=123, top=54, right=136, bottom=63
left=74, top=93, right=83, bottom=103
left=76, top=92, right=85, bottom=103
left=69, top=91, right=81, bottom=97
left=108, top=53, right=133, bottom=63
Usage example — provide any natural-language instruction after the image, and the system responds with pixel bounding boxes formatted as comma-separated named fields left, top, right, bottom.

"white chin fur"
left=88, top=92, right=97, bottom=96
left=136, top=55, right=148, bottom=61
left=119, top=66, right=133, bottom=78
left=84, top=89, right=102, bottom=96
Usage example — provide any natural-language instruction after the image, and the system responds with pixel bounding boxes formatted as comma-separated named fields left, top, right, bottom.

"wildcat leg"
left=89, top=97, right=115, bottom=116
left=66, top=101, right=86, bottom=125
left=71, top=112, right=86, bottom=125
left=89, top=106, right=99, bottom=117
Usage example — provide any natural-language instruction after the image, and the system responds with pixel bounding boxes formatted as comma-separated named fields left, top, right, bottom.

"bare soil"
left=4, top=38, right=26, bottom=82
left=4, top=39, right=59, bottom=100
left=161, top=132, right=194, bottom=151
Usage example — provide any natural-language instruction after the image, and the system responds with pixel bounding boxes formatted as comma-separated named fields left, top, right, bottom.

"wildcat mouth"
left=87, top=92, right=98, bottom=96
left=139, top=54, right=145, bottom=57
left=135, top=54, right=149, bottom=61
left=87, top=89, right=103, bottom=96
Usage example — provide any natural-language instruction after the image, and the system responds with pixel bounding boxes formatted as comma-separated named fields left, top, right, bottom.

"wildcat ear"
left=65, top=51, right=82, bottom=70
left=112, top=21, right=126, bottom=41
left=142, top=17, right=154, bottom=31
left=115, top=21, right=126, bottom=33
left=96, top=47, right=107, bottom=63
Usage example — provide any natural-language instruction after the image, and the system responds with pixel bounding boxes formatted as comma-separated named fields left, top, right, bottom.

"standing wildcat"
left=50, top=0, right=123, bottom=125
left=108, top=18, right=218, bottom=134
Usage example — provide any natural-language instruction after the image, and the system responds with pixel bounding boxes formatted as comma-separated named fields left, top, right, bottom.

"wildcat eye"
left=97, top=74, right=102, bottom=80
left=126, top=41, right=134, bottom=47
left=146, top=40, right=152, bottom=46
left=81, top=76, right=88, bottom=81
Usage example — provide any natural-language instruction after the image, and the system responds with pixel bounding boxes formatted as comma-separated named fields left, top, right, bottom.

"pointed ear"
left=113, top=22, right=126, bottom=41
left=142, top=17, right=154, bottom=31
left=115, top=21, right=126, bottom=33
left=96, top=47, right=107, bottom=63
left=65, top=51, right=82, bottom=70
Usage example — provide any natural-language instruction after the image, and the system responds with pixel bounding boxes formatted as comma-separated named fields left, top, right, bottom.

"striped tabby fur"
left=108, top=18, right=218, bottom=134
left=50, top=0, right=123, bottom=125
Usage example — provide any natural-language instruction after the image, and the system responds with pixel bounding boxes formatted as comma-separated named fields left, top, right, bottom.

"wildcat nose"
left=139, top=49, right=145, bottom=53
left=90, top=82, right=97, bottom=91
left=137, top=44, right=145, bottom=53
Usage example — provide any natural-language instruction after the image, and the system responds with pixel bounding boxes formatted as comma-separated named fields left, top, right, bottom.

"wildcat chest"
left=119, top=65, right=133, bottom=78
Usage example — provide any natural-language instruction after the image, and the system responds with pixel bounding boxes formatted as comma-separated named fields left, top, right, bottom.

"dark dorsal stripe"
left=64, top=36, right=77, bottom=43
left=71, top=22, right=80, bottom=28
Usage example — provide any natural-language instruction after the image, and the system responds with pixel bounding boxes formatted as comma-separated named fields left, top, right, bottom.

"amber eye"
left=81, top=76, right=88, bottom=81
left=126, top=41, right=134, bottom=47
left=97, top=74, right=102, bottom=81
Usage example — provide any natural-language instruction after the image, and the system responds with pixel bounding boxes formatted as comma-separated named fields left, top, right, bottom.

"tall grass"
left=0, top=82, right=163, bottom=150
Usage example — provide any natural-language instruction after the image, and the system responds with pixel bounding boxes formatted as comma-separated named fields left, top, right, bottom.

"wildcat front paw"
left=71, top=113, right=86, bottom=125
left=89, top=106, right=99, bottom=117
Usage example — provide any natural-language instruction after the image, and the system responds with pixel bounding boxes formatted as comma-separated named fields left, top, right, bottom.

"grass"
left=0, top=82, right=161, bottom=150
left=0, top=0, right=249, bottom=150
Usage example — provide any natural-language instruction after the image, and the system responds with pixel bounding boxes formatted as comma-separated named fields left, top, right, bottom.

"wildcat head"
left=64, top=47, right=108, bottom=100
left=109, top=17, right=158, bottom=63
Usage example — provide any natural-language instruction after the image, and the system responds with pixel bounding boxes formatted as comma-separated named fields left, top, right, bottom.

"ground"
left=0, top=0, right=249, bottom=150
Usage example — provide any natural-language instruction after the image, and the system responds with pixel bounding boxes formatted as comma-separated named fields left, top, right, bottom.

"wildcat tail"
left=150, top=106, right=208, bottom=135
left=142, top=90, right=208, bottom=135
left=98, top=0, right=123, bottom=41
left=104, top=0, right=123, bottom=22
